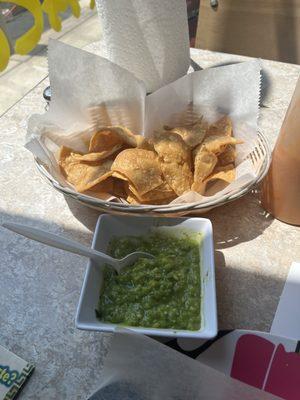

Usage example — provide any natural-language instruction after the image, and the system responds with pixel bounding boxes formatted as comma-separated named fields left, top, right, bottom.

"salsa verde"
left=97, top=232, right=202, bottom=330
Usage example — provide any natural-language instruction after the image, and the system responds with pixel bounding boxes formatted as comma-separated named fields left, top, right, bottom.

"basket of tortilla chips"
left=33, top=116, right=270, bottom=215
left=26, top=41, right=271, bottom=216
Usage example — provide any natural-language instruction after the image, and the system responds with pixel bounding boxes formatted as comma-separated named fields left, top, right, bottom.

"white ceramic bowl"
left=76, top=215, right=217, bottom=338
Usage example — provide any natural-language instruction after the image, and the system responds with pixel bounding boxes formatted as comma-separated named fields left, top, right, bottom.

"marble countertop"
left=1, top=47, right=300, bottom=399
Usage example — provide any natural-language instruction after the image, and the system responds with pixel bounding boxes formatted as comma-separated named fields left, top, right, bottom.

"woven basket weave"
left=35, top=130, right=271, bottom=216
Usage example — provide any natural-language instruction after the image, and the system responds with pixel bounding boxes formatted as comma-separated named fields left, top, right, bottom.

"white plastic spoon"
left=2, top=222, right=153, bottom=274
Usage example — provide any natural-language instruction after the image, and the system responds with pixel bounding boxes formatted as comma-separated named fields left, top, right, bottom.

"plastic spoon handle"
left=2, top=222, right=119, bottom=271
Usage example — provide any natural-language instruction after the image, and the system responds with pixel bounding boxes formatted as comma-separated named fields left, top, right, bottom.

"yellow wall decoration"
left=66, top=0, right=81, bottom=18
left=3, top=0, right=44, bottom=55
left=90, top=0, right=95, bottom=9
left=42, top=0, right=80, bottom=32
left=0, top=0, right=86, bottom=71
left=0, top=28, right=10, bottom=72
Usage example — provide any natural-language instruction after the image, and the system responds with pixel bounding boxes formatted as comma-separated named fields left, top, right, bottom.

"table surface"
left=1, top=46, right=300, bottom=399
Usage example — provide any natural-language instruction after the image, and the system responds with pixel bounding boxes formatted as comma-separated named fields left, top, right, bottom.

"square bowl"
left=76, top=215, right=217, bottom=338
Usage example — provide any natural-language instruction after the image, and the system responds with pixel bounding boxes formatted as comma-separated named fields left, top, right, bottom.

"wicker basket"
left=35, top=130, right=271, bottom=216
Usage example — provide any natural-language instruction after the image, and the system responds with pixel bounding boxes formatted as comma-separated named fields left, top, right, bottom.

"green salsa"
left=97, top=231, right=202, bottom=330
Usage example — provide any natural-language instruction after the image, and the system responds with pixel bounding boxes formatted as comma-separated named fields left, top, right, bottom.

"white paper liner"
left=26, top=40, right=261, bottom=207
left=95, top=0, right=190, bottom=93
left=89, top=330, right=280, bottom=399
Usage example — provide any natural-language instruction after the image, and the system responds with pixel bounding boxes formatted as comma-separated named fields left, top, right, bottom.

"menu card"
left=0, top=345, right=34, bottom=400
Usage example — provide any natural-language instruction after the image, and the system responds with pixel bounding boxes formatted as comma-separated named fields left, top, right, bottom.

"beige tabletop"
left=1, top=47, right=300, bottom=398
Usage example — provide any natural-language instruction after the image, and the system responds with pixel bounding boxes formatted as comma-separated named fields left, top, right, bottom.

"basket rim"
left=35, top=130, right=271, bottom=214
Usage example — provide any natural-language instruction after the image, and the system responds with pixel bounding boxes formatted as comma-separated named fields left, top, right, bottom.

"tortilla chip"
left=126, top=187, right=176, bottom=205
left=59, top=145, right=80, bottom=162
left=146, top=181, right=175, bottom=197
left=59, top=146, right=113, bottom=192
left=192, top=146, right=218, bottom=194
left=112, top=126, right=138, bottom=147
left=124, top=175, right=176, bottom=204
left=77, top=176, right=127, bottom=201
left=89, top=126, right=136, bottom=153
left=85, top=174, right=127, bottom=199
left=207, top=116, right=233, bottom=137
left=112, top=178, right=127, bottom=198
left=126, top=194, right=139, bottom=204
left=204, top=164, right=236, bottom=196
left=151, top=131, right=193, bottom=195
left=208, top=164, right=236, bottom=182
left=217, top=144, right=236, bottom=166
left=164, top=118, right=208, bottom=148
left=202, top=135, right=242, bottom=155
left=160, top=162, right=192, bottom=196
left=82, top=177, right=115, bottom=199
left=111, top=171, right=129, bottom=181
left=89, top=128, right=123, bottom=152
left=127, top=183, right=142, bottom=200
left=129, top=196, right=175, bottom=205
left=135, top=181, right=176, bottom=203
left=90, top=177, right=114, bottom=193
left=134, top=135, right=154, bottom=151
left=71, top=147, right=121, bottom=163
left=66, top=162, right=112, bottom=192
left=111, top=149, right=163, bottom=196
left=152, top=131, right=191, bottom=165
